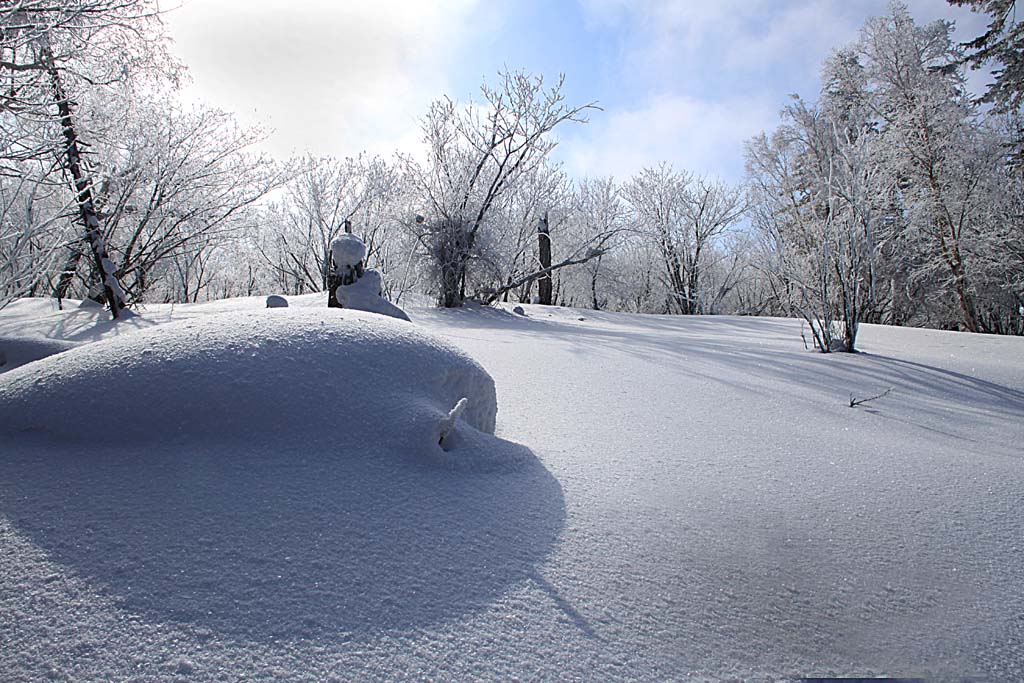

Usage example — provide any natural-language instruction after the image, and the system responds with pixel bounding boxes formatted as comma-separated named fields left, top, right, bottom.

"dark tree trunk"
left=536, top=212, right=552, bottom=305
left=53, top=241, right=84, bottom=306
left=327, top=256, right=342, bottom=308
left=43, top=41, right=126, bottom=319
left=590, top=253, right=603, bottom=310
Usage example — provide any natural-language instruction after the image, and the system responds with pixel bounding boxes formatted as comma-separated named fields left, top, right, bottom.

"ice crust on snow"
left=0, top=308, right=496, bottom=455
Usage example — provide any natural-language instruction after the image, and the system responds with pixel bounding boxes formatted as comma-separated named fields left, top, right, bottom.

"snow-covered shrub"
left=423, top=217, right=473, bottom=309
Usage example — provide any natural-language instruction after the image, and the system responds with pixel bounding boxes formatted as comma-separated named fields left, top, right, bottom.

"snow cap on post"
left=331, top=234, right=366, bottom=270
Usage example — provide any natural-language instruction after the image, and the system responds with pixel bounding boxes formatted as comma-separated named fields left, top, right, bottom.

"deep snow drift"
left=0, top=300, right=561, bottom=662
left=0, top=308, right=496, bottom=455
left=1, top=296, right=1022, bottom=682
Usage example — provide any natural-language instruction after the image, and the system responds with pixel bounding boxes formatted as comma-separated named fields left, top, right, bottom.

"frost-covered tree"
left=625, top=164, right=745, bottom=315
left=1, top=0, right=175, bottom=318
left=746, top=96, right=882, bottom=352
left=949, top=0, right=1024, bottom=111
left=862, top=4, right=1003, bottom=332
left=0, top=164, right=71, bottom=307
left=78, top=99, right=281, bottom=304
left=463, top=165, right=611, bottom=306
left=261, top=155, right=402, bottom=296
left=746, top=44, right=888, bottom=351
left=471, top=160, right=570, bottom=304
left=404, top=71, right=596, bottom=307
left=747, top=3, right=1021, bottom=341
left=562, top=176, right=629, bottom=310
left=624, top=164, right=690, bottom=314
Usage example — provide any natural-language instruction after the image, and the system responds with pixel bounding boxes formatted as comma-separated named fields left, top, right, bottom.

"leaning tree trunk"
left=42, top=39, right=126, bottom=319
left=536, top=212, right=552, bottom=305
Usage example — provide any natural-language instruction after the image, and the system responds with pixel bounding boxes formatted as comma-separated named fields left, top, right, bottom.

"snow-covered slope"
left=1, top=296, right=1022, bottom=682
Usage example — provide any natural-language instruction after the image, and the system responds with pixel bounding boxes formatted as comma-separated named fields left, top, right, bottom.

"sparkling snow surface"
left=1, top=296, right=1022, bottom=682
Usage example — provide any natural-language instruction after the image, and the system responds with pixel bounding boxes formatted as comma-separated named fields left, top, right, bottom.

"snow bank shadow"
left=0, top=437, right=564, bottom=642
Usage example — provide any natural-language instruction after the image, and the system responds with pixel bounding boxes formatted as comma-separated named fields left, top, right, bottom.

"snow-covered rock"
left=0, top=309, right=500, bottom=462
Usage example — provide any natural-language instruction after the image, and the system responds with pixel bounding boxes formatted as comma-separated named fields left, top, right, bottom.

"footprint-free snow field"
left=1, top=296, right=1022, bottom=682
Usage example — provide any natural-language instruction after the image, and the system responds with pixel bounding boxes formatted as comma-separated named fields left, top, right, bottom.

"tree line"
left=2, top=1, right=1021, bottom=346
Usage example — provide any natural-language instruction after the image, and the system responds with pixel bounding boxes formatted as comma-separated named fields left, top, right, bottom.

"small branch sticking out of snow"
left=849, top=387, right=893, bottom=408
left=438, top=397, right=468, bottom=451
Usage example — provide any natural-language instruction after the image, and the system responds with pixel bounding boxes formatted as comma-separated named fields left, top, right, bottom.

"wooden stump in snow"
left=323, top=232, right=410, bottom=320
left=327, top=234, right=366, bottom=308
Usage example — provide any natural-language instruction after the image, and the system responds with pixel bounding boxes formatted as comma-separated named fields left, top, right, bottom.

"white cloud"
left=163, top=0, right=479, bottom=159
left=161, top=0, right=996, bottom=175
left=569, top=0, right=994, bottom=184
left=560, top=93, right=778, bottom=183
left=579, top=0, right=989, bottom=83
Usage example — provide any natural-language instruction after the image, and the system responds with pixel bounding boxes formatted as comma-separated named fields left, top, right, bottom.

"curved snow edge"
left=0, top=310, right=505, bottom=461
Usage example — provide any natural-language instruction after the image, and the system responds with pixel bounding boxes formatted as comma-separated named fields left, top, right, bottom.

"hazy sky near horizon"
left=162, top=0, right=990, bottom=183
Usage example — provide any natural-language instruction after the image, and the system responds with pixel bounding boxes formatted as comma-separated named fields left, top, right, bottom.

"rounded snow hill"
left=0, top=308, right=564, bottom=639
left=0, top=309, right=511, bottom=466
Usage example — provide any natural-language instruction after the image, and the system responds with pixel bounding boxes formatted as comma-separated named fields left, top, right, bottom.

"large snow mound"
left=0, top=306, right=561, bottom=642
left=0, top=308, right=500, bottom=459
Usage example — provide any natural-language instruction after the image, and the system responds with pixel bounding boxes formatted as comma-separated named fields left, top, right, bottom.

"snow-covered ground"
left=1, top=295, right=1022, bottom=682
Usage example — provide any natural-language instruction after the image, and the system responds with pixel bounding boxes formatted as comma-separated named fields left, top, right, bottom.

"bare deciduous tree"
left=404, top=71, right=597, bottom=307
left=259, top=155, right=399, bottom=296
left=625, top=164, right=745, bottom=315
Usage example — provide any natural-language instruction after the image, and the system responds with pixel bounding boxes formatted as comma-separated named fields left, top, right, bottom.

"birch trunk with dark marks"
left=41, top=38, right=126, bottom=319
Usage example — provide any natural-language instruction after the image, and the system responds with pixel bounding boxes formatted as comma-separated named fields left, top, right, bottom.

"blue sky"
left=164, top=0, right=990, bottom=184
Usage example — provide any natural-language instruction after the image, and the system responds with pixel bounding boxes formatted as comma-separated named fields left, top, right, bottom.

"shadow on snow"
left=0, top=435, right=565, bottom=644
